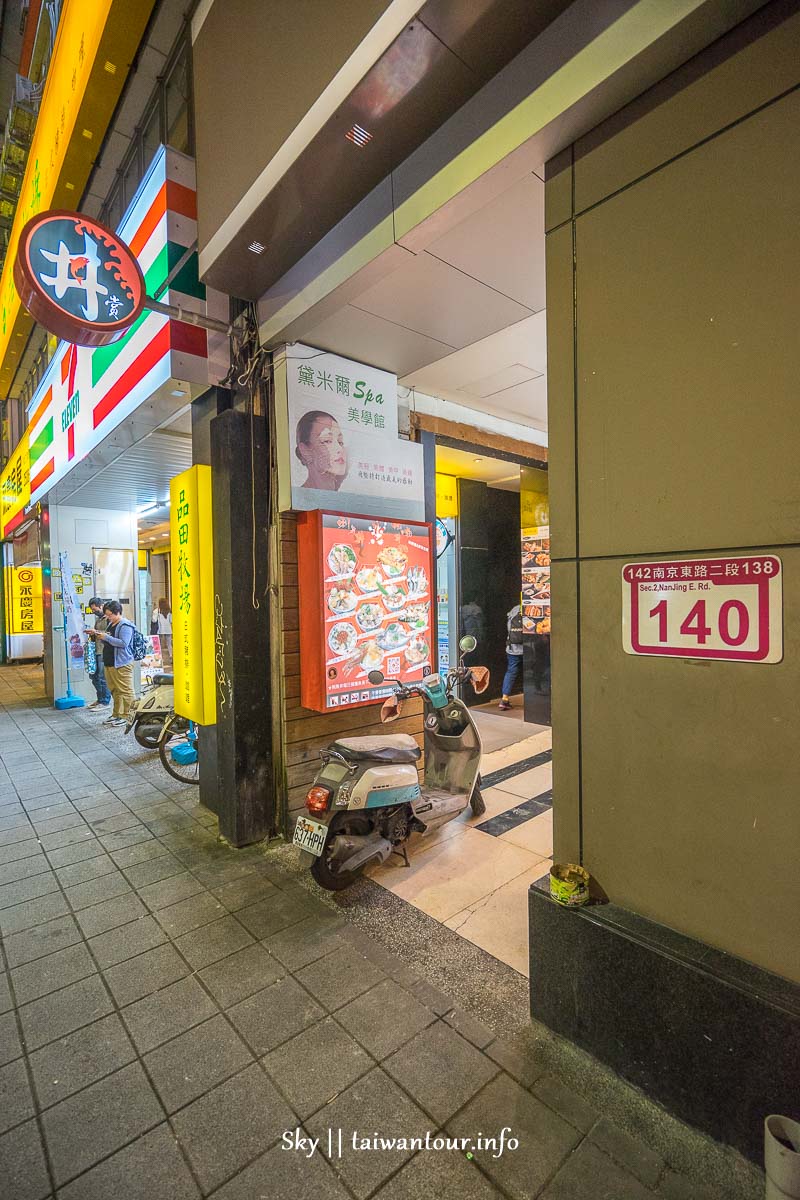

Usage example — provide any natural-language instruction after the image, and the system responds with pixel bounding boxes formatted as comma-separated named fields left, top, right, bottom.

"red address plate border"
left=623, top=555, right=782, bottom=662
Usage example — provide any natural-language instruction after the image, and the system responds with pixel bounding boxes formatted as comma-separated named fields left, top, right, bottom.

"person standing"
left=154, top=597, right=172, bottom=666
left=86, top=596, right=111, bottom=710
left=92, top=601, right=136, bottom=725
left=498, top=602, right=524, bottom=711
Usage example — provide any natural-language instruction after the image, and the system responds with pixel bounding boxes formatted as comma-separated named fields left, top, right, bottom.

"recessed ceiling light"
left=248, top=241, right=265, bottom=255
left=345, top=123, right=373, bottom=147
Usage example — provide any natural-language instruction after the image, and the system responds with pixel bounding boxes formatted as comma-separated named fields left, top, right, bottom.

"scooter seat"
left=330, top=734, right=421, bottom=764
left=150, top=673, right=173, bottom=685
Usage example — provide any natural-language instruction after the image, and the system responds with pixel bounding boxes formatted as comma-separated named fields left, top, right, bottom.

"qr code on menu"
left=387, top=656, right=401, bottom=674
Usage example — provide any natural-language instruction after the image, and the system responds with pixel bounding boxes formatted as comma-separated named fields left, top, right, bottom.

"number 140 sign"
left=622, top=556, right=782, bottom=663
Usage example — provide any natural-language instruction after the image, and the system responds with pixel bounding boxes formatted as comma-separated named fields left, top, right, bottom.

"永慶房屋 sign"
left=4, top=567, right=43, bottom=635
left=274, top=344, right=424, bottom=521
left=621, top=555, right=782, bottom=663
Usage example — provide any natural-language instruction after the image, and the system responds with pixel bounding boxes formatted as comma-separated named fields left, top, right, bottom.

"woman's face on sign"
left=300, top=416, right=347, bottom=478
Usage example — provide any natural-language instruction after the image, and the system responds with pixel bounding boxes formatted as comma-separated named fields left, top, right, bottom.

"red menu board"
left=298, top=511, right=434, bottom=712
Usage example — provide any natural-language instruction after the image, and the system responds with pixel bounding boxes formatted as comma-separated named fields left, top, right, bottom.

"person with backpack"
left=498, top=602, right=524, bottom=711
left=90, top=601, right=140, bottom=725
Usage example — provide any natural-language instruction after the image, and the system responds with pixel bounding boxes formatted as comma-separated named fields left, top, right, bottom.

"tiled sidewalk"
left=0, top=665, right=761, bottom=1200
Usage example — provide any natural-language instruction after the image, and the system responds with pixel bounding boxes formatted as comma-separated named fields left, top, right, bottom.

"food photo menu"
left=298, top=511, right=434, bottom=712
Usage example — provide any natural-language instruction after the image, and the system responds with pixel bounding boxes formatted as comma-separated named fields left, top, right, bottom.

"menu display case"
left=522, top=525, right=551, bottom=634
left=298, top=510, right=434, bottom=712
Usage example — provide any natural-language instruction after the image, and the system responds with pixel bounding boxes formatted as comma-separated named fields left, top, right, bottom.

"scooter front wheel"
left=310, top=814, right=370, bottom=892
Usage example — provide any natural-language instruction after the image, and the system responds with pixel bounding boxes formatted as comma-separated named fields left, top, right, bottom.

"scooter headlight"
left=305, top=786, right=331, bottom=815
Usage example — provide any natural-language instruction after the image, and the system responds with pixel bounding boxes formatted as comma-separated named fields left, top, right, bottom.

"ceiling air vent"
left=345, top=123, right=373, bottom=148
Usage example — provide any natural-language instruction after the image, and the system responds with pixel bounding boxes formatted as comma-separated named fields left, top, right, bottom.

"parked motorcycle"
left=124, top=672, right=175, bottom=748
left=294, top=635, right=488, bottom=891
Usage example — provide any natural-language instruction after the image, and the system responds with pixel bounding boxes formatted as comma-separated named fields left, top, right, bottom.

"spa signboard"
left=274, top=344, right=424, bottom=521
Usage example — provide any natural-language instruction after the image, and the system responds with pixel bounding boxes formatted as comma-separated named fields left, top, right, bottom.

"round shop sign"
left=14, top=211, right=146, bottom=347
left=17, top=569, right=34, bottom=584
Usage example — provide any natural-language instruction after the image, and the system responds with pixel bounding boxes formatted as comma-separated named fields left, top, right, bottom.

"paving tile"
left=121, top=853, right=185, bottom=888
left=263, top=1016, right=372, bottom=1119
left=0, top=1057, right=35, bottom=1133
left=154, top=890, right=226, bottom=937
left=0, top=890, right=69, bottom=936
left=173, top=914, right=254, bottom=970
left=137, top=870, right=205, bottom=912
left=145, top=1013, right=253, bottom=1113
left=3, top=913, right=83, bottom=968
left=11, top=942, right=96, bottom=1005
left=0, top=1117, right=52, bottom=1200
left=88, top=915, right=167, bottom=968
left=0, top=837, right=41, bottom=865
left=376, top=1146, right=505, bottom=1200
left=39, top=825, right=96, bottom=852
left=57, top=1121, right=201, bottom=1200
left=532, top=1075, right=598, bottom=1133
left=64, top=870, right=132, bottom=911
left=235, top=889, right=314, bottom=939
left=29, top=812, right=84, bottom=837
left=98, top=828, right=155, bottom=853
left=263, top=912, right=349, bottom=971
left=75, top=891, right=148, bottom=937
left=46, top=838, right=107, bottom=868
left=110, top=839, right=172, bottom=868
left=658, top=1168, right=717, bottom=1199
left=54, top=853, right=118, bottom=888
left=0, top=810, right=32, bottom=830
left=122, top=975, right=218, bottom=1054
left=485, top=1033, right=551, bottom=1090
left=383, top=1021, right=498, bottom=1125
left=447, top=1073, right=581, bottom=1198
left=442, top=1005, right=495, bottom=1050
left=210, top=873, right=277, bottom=912
left=41, top=1060, right=163, bottom=1186
left=306, top=1067, right=430, bottom=1200
left=87, top=811, right=144, bottom=834
left=228, top=974, right=325, bottom=1056
left=170, top=1064, right=295, bottom=1194
left=589, top=1117, right=664, bottom=1188
left=197, top=942, right=285, bottom=1009
left=0, top=823, right=40, bottom=845
left=28, top=1012, right=136, bottom=1109
left=0, top=870, right=58, bottom=912
left=542, top=1141, right=655, bottom=1200
left=296, top=944, right=386, bottom=1011
left=336, top=979, right=437, bottom=1060
left=18, top=973, right=113, bottom=1051
left=211, top=1136, right=351, bottom=1200
left=103, top=942, right=189, bottom=1007
left=0, top=972, right=11, bottom=1014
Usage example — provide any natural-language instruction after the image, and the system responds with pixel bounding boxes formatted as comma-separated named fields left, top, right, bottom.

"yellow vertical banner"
left=1, top=433, right=31, bottom=538
left=4, top=566, right=43, bottom=635
left=170, top=466, right=216, bottom=724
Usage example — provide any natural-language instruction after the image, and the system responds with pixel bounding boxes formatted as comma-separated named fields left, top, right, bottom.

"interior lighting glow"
left=345, top=123, right=373, bottom=147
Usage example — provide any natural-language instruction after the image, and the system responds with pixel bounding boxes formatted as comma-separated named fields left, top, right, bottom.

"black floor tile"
left=541, top=1141, right=655, bottom=1200
left=75, top=892, right=148, bottom=938
left=197, top=942, right=285, bottom=1009
left=0, top=1057, right=35, bottom=1133
left=263, top=912, right=348, bottom=972
left=336, top=979, right=437, bottom=1061
left=137, top=870, right=205, bottom=912
left=228, top=975, right=324, bottom=1057
left=103, top=942, right=189, bottom=1007
left=210, top=873, right=276, bottom=912
left=383, top=1021, right=499, bottom=1125
left=121, top=853, right=184, bottom=888
left=173, top=915, right=254, bottom=970
left=169, top=1064, right=295, bottom=1194
left=87, top=915, right=167, bottom=968
left=28, top=1012, right=136, bottom=1109
left=263, top=1016, right=373, bottom=1118
left=64, top=870, right=132, bottom=912
left=235, top=890, right=314, bottom=940
left=154, top=891, right=226, bottom=938
left=296, top=944, right=386, bottom=1011
left=41, top=1061, right=163, bottom=1186
left=210, top=1138, right=350, bottom=1200
left=0, top=891, right=69, bottom=936
left=376, top=1146, right=505, bottom=1200
left=0, top=1117, right=52, bottom=1200
left=144, top=1013, right=253, bottom=1113
left=18, top=973, right=112, bottom=1051
left=3, top=914, right=83, bottom=968
left=11, top=942, right=95, bottom=1005
left=56, top=1122, right=201, bottom=1200
left=122, top=975, right=219, bottom=1054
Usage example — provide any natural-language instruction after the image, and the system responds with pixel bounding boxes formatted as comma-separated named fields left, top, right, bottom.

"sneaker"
left=109, top=717, right=126, bottom=726
left=87, top=701, right=109, bottom=711
left=498, top=700, right=511, bottom=711
left=102, top=715, right=120, bottom=724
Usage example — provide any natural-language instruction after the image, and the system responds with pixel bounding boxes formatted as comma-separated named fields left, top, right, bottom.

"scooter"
left=293, top=635, right=489, bottom=891
left=124, top=672, right=175, bottom=748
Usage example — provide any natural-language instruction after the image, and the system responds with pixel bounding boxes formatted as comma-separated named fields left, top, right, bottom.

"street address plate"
left=622, top=555, right=782, bottom=663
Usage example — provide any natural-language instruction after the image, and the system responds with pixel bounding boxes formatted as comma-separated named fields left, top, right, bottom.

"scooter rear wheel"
left=310, top=814, right=370, bottom=892
left=134, top=719, right=163, bottom=749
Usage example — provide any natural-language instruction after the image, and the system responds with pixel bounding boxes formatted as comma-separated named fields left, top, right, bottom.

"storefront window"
left=165, top=48, right=190, bottom=153
left=141, top=101, right=162, bottom=171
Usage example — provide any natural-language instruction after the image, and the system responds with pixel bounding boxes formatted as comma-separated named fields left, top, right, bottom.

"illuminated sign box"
left=170, top=465, right=216, bottom=724
left=298, top=510, right=434, bottom=713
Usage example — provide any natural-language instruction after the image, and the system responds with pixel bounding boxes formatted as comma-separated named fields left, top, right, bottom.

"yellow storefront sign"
left=170, top=466, right=216, bottom=725
left=4, top=566, right=43, bottom=635
left=0, top=433, right=31, bottom=538
left=435, top=473, right=458, bottom=518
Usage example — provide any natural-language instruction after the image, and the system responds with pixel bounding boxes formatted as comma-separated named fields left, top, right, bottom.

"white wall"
left=49, top=505, right=138, bottom=704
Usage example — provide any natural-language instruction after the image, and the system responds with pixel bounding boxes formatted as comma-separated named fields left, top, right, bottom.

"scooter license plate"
left=293, top=815, right=328, bottom=857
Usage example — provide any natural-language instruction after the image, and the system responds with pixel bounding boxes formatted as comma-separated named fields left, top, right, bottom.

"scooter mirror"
left=367, top=669, right=385, bottom=685
left=459, top=635, right=477, bottom=653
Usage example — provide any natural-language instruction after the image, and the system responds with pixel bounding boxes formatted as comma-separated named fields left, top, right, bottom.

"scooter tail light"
left=305, top=786, right=331, bottom=814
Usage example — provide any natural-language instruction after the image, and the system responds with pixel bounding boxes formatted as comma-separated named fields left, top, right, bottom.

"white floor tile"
left=444, top=859, right=552, bottom=975
left=498, top=809, right=553, bottom=857
left=491, top=763, right=552, bottom=800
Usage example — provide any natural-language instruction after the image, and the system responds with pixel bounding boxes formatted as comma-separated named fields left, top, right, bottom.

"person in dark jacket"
left=86, top=597, right=111, bottom=710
